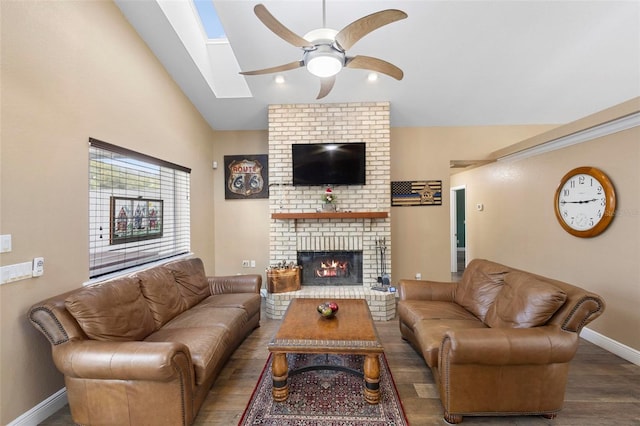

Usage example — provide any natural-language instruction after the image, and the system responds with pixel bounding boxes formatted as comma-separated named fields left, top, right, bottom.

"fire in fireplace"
left=315, top=259, right=348, bottom=278
left=297, top=251, right=363, bottom=286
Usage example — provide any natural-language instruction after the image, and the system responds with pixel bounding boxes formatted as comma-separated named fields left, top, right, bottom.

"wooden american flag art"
left=391, top=180, right=442, bottom=206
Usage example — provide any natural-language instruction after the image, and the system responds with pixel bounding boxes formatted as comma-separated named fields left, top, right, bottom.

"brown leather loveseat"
left=398, top=259, right=605, bottom=424
left=28, top=257, right=261, bottom=425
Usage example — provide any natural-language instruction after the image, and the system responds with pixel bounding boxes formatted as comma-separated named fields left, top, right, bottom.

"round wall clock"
left=554, top=166, right=616, bottom=238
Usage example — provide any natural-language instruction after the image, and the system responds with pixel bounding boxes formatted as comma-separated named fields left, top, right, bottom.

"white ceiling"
left=115, top=0, right=640, bottom=131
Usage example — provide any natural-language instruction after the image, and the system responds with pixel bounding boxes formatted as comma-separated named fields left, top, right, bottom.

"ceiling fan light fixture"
left=307, top=55, right=342, bottom=77
left=304, top=44, right=344, bottom=78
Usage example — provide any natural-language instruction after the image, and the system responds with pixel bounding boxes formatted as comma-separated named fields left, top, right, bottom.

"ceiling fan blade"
left=240, top=60, right=304, bottom=76
left=335, top=9, right=407, bottom=51
left=346, top=55, right=404, bottom=80
left=316, top=76, right=336, bottom=99
left=253, top=4, right=314, bottom=48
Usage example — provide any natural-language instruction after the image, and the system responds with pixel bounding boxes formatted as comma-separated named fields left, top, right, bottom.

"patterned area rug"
left=238, top=353, right=408, bottom=425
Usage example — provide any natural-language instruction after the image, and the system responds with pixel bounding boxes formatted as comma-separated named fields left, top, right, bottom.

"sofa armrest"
left=440, top=326, right=578, bottom=366
left=398, top=279, right=456, bottom=301
left=52, top=340, right=193, bottom=382
left=207, top=274, right=262, bottom=295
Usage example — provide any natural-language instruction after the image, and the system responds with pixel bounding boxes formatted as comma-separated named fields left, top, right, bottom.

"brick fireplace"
left=266, top=102, right=395, bottom=320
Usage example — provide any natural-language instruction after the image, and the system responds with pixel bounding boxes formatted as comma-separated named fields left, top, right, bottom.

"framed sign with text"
left=224, top=154, right=269, bottom=199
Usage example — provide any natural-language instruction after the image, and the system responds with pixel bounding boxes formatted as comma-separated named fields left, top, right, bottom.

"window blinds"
left=89, top=138, right=191, bottom=278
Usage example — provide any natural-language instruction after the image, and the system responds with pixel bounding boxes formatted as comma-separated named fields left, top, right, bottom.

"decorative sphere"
left=317, top=301, right=339, bottom=318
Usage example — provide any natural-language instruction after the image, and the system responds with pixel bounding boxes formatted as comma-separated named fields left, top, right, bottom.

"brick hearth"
left=264, top=287, right=396, bottom=321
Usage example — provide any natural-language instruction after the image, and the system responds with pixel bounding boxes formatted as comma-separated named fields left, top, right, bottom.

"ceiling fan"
left=239, top=1, right=408, bottom=99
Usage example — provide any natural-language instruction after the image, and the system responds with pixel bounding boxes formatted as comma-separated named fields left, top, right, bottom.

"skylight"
left=193, top=0, right=226, bottom=40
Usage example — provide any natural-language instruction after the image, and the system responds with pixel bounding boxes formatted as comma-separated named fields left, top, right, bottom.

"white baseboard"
left=581, top=327, right=640, bottom=366
left=8, top=388, right=67, bottom=426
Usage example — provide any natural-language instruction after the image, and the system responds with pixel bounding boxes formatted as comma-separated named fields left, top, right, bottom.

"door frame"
left=450, top=185, right=467, bottom=273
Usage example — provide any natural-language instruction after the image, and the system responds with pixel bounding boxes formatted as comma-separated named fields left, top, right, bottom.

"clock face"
left=557, top=173, right=606, bottom=230
left=554, top=167, right=616, bottom=238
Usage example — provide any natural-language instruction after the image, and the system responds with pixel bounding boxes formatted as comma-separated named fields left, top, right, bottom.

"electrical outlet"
left=241, top=260, right=250, bottom=267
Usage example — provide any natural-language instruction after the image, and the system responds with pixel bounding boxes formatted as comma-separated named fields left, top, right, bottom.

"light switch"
left=0, top=235, right=11, bottom=253
left=0, top=261, right=33, bottom=285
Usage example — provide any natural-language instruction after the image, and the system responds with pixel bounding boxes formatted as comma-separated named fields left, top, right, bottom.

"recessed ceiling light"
left=367, top=72, right=378, bottom=82
left=274, top=75, right=285, bottom=84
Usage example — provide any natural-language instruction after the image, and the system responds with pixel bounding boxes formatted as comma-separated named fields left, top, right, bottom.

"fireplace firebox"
left=297, top=251, right=363, bottom=286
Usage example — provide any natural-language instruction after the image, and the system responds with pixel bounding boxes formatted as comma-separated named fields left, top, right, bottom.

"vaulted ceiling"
left=116, top=1, right=640, bottom=131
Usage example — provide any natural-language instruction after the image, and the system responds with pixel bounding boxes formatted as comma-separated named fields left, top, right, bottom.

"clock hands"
left=560, top=198, right=599, bottom=205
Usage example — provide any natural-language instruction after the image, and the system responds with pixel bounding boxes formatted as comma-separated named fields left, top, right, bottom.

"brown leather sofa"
left=28, top=257, right=261, bottom=426
left=398, top=259, right=605, bottom=424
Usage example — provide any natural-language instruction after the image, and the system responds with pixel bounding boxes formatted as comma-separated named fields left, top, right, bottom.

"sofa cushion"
left=398, top=300, right=479, bottom=328
left=196, top=293, right=261, bottom=318
left=65, top=276, right=156, bottom=341
left=164, top=258, right=210, bottom=309
left=145, top=326, right=231, bottom=386
left=454, top=260, right=508, bottom=321
left=163, top=305, right=249, bottom=334
left=485, top=271, right=568, bottom=328
left=136, top=267, right=186, bottom=327
left=414, top=318, right=487, bottom=367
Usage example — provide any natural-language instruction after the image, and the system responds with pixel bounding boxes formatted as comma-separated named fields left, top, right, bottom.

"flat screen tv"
left=292, top=143, right=366, bottom=186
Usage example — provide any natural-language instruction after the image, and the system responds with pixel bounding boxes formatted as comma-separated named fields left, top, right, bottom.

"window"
left=89, top=138, right=191, bottom=278
left=192, top=0, right=226, bottom=40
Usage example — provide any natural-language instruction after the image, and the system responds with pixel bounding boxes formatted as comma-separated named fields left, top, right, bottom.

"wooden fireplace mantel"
left=271, top=211, right=388, bottom=220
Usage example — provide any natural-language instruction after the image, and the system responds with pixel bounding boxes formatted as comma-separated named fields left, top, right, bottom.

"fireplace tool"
left=372, top=238, right=390, bottom=291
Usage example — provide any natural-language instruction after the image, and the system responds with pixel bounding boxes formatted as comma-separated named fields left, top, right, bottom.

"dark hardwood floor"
left=40, top=300, right=640, bottom=425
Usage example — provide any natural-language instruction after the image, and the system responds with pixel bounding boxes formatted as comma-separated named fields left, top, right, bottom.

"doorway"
left=450, top=186, right=466, bottom=279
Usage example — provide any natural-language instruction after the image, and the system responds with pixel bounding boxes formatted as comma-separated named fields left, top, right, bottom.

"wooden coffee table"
left=268, top=298, right=384, bottom=404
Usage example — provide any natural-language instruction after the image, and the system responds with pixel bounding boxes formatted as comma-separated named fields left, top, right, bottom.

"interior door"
left=450, top=186, right=466, bottom=274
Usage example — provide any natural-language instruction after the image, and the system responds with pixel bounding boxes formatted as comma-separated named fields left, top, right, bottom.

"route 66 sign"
left=224, top=155, right=269, bottom=199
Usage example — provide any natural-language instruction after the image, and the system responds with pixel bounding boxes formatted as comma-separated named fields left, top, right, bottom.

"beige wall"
left=212, top=130, right=270, bottom=279
left=0, top=1, right=216, bottom=423
left=210, top=125, right=557, bottom=288
left=451, top=113, right=640, bottom=351
left=390, top=125, right=557, bottom=282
